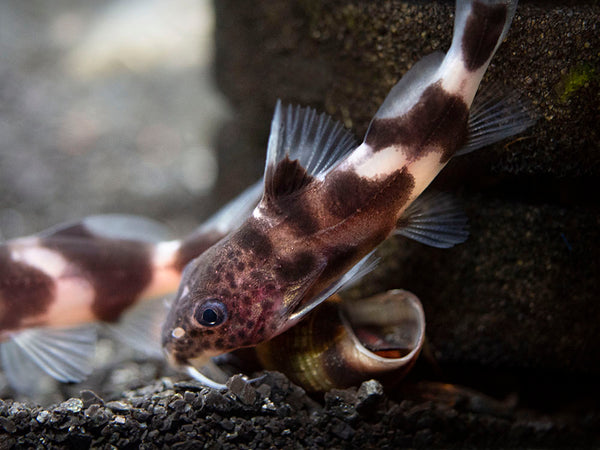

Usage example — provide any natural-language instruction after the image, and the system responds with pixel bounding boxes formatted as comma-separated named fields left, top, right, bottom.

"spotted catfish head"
left=161, top=221, right=325, bottom=370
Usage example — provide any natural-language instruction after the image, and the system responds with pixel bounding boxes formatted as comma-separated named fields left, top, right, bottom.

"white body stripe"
left=145, top=241, right=183, bottom=300
left=10, top=238, right=68, bottom=278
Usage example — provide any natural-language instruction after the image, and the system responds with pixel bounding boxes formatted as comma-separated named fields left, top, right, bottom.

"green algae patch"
left=557, top=63, right=597, bottom=103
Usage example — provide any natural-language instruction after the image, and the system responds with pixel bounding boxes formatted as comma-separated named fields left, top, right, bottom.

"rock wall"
left=213, top=0, right=600, bottom=388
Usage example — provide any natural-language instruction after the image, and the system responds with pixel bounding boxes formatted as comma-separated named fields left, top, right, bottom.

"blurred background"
left=0, top=0, right=229, bottom=240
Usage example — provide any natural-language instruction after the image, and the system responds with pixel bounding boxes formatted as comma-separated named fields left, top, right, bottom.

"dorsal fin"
left=38, top=214, right=172, bottom=243
left=263, top=101, right=358, bottom=200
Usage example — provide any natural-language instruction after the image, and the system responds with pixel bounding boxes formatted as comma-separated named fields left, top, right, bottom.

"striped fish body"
left=162, top=0, right=530, bottom=376
left=0, top=183, right=260, bottom=391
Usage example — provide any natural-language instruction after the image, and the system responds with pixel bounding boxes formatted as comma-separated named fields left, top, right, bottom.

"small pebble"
left=226, top=375, right=257, bottom=405
left=59, top=398, right=83, bottom=414
left=105, top=401, right=131, bottom=414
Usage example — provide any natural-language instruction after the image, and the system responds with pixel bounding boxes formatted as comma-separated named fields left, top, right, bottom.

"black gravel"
left=1, top=373, right=596, bottom=448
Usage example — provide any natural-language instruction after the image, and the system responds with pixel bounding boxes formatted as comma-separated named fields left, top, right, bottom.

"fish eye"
left=194, top=299, right=227, bottom=327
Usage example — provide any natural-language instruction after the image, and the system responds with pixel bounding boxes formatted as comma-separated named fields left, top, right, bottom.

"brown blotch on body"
left=462, top=1, right=507, bottom=72
left=236, top=221, right=273, bottom=259
left=366, top=83, right=469, bottom=163
left=325, top=168, right=415, bottom=220
left=276, top=252, right=319, bottom=283
left=0, top=246, right=55, bottom=331
left=264, top=156, right=314, bottom=200
left=277, top=194, right=319, bottom=235
left=41, top=236, right=154, bottom=322
left=320, top=245, right=359, bottom=283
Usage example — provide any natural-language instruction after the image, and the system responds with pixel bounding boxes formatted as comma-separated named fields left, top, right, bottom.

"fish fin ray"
left=263, top=101, right=358, bottom=200
left=396, top=191, right=469, bottom=248
left=40, top=214, right=172, bottom=242
left=1, top=325, right=96, bottom=389
left=457, top=84, right=536, bottom=156
left=103, top=296, right=170, bottom=358
left=288, top=252, right=379, bottom=325
left=0, top=340, right=53, bottom=393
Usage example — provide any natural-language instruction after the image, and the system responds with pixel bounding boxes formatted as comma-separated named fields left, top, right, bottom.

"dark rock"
left=132, top=408, right=151, bottom=422
left=329, top=417, right=355, bottom=440
left=204, top=390, right=235, bottom=413
left=80, top=390, right=104, bottom=409
left=355, top=379, right=384, bottom=413
left=169, top=398, right=190, bottom=413
left=0, top=416, right=16, bottom=433
left=226, top=374, right=258, bottom=405
left=219, top=418, right=235, bottom=432
left=105, top=400, right=131, bottom=414
left=324, top=389, right=359, bottom=422
left=172, top=440, right=204, bottom=450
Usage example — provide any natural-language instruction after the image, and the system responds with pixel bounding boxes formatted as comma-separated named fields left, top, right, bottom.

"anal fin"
left=396, top=192, right=469, bottom=248
left=457, top=84, right=536, bottom=156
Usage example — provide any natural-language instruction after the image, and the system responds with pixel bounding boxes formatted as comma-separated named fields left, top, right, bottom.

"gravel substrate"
left=2, top=373, right=597, bottom=448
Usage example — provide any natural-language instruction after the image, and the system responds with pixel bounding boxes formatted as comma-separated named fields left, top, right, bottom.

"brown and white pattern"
left=0, top=183, right=260, bottom=391
left=162, top=0, right=527, bottom=386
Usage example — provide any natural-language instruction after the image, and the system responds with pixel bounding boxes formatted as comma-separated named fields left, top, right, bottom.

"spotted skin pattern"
left=166, top=233, right=286, bottom=364
left=162, top=0, right=519, bottom=371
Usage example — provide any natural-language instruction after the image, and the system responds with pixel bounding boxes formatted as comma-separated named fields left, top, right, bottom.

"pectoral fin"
left=396, top=191, right=469, bottom=248
left=0, top=325, right=97, bottom=392
left=288, top=252, right=378, bottom=326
